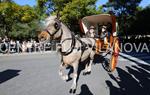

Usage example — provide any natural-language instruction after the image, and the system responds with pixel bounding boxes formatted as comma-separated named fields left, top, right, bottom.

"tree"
left=8, top=20, right=40, bottom=40
left=129, top=5, right=150, bottom=36
left=37, top=0, right=100, bottom=34
left=0, top=2, right=20, bottom=36
left=104, top=0, right=142, bottom=38
left=1, top=0, right=13, bottom=2
left=0, top=2, right=38, bottom=38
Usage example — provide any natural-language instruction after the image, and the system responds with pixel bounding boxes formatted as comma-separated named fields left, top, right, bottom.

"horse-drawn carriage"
left=38, top=13, right=120, bottom=93
left=80, top=14, right=120, bottom=72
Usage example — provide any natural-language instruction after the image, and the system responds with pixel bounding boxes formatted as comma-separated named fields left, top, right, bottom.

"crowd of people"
left=0, top=36, right=55, bottom=54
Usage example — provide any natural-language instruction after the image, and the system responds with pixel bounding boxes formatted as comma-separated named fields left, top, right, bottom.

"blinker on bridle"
left=45, top=18, right=61, bottom=37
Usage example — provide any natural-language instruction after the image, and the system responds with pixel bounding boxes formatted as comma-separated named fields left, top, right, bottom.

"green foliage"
left=104, top=0, right=143, bottom=37
left=9, top=20, right=41, bottom=39
left=105, top=0, right=142, bottom=16
left=20, top=5, right=38, bottom=23
left=0, top=2, right=39, bottom=39
left=37, top=0, right=100, bottom=33
left=128, top=6, right=150, bottom=35
left=60, top=0, right=97, bottom=22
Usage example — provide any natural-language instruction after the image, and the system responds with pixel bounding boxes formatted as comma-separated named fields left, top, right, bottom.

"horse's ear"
left=56, top=11, right=61, bottom=20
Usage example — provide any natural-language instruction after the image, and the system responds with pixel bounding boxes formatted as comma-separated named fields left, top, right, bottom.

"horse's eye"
left=54, top=23, right=58, bottom=29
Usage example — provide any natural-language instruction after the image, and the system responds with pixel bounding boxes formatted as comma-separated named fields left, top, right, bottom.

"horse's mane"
left=61, top=22, right=75, bottom=36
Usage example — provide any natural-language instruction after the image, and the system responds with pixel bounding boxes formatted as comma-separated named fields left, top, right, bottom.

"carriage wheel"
left=101, top=38, right=120, bottom=72
left=102, top=58, right=111, bottom=72
left=109, top=38, right=120, bottom=72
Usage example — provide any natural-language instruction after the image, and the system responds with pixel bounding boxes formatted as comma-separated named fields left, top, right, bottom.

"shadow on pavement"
left=66, top=57, right=93, bottom=82
left=137, top=64, right=150, bottom=71
left=105, top=80, right=123, bottom=95
left=93, top=54, right=104, bottom=64
left=0, top=69, right=21, bottom=84
left=106, top=67, right=150, bottom=95
left=77, top=84, right=93, bottom=95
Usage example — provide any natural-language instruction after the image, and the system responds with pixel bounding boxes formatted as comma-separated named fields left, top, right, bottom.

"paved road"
left=0, top=52, right=150, bottom=95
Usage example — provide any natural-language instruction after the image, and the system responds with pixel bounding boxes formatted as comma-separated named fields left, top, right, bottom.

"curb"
left=0, top=51, right=57, bottom=57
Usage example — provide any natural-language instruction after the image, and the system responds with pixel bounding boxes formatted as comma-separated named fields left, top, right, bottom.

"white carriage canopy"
left=81, top=14, right=117, bottom=35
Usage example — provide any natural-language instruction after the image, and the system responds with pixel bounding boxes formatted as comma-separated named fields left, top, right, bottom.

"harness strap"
left=76, top=37, right=87, bottom=51
left=60, top=33, right=76, bottom=56
left=45, top=28, right=60, bottom=37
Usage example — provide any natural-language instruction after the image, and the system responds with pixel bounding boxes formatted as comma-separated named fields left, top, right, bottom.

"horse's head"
left=43, top=15, right=62, bottom=40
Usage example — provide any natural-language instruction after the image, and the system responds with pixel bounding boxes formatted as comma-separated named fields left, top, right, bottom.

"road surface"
left=0, top=52, right=150, bottom=95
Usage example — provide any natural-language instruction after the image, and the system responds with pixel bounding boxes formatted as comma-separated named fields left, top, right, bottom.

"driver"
left=98, top=24, right=111, bottom=45
left=85, top=25, right=96, bottom=37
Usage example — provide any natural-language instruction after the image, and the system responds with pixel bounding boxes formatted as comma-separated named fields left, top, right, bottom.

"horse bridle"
left=45, top=18, right=76, bottom=56
left=45, top=18, right=62, bottom=38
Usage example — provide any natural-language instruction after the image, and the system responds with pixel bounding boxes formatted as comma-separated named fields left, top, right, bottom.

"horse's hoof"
left=61, top=75, right=68, bottom=81
left=87, top=71, right=91, bottom=75
left=69, top=89, right=76, bottom=94
left=66, top=77, right=72, bottom=82
left=83, top=71, right=91, bottom=75
left=58, top=72, right=63, bottom=76
left=70, top=73, right=73, bottom=78
left=83, top=72, right=87, bottom=76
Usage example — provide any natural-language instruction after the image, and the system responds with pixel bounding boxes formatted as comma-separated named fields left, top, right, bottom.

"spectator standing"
left=26, top=41, right=32, bottom=52
left=22, top=41, right=27, bottom=52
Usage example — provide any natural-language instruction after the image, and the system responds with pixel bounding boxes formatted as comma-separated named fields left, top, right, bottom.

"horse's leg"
left=83, top=63, right=89, bottom=75
left=86, top=51, right=95, bottom=74
left=86, top=59, right=92, bottom=73
left=59, top=62, right=68, bottom=81
left=70, top=63, right=78, bottom=93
